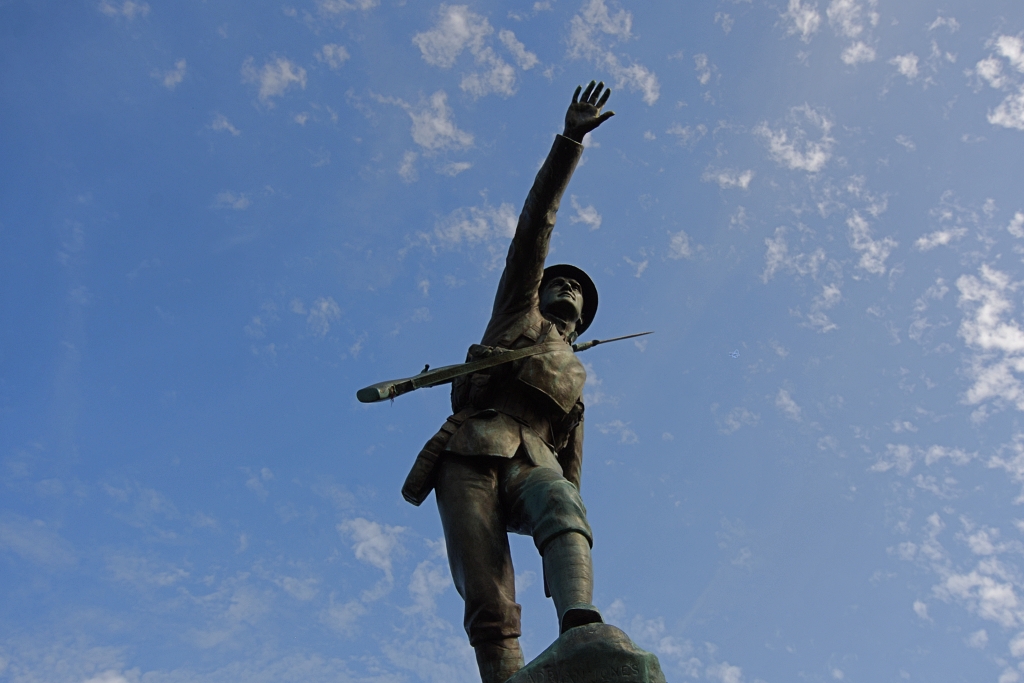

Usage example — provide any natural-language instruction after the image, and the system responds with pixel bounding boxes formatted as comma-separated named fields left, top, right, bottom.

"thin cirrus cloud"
left=240, top=56, right=307, bottom=106
left=755, top=104, right=835, bottom=173
left=566, top=0, right=660, bottom=105
left=374, top=90, right=474, bottom=152
left=412, top=5, right=537, bottom=99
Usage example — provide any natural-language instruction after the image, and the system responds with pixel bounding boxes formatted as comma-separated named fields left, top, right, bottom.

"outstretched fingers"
left=596, top=87, right=611, bottom=110
left=588, top=81, right=606, bottom=105
left=572, top=85, right=582, bottom=104
left=580, top=80, right=596, bottom=103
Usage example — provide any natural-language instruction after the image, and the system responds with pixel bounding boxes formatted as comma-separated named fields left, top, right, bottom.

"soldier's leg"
left=503, top=457, right=603, bottom=633
left=435, top=455, right=524, bottom=683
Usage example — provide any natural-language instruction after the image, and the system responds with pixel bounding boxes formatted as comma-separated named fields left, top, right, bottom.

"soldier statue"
left=401, top=81, right=615, bottom=683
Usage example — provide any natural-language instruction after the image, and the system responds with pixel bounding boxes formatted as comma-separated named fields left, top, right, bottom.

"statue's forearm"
left=489, top=135, right=585, bottom=320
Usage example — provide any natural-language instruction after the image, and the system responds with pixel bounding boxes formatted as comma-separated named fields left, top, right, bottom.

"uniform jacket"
left=444, top=133, right=588, bottom=487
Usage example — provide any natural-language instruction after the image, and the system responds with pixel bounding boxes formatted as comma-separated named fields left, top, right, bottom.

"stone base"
left=507, top=624, right=666, bottom=683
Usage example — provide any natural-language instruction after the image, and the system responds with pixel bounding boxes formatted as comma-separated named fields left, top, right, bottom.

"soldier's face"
left=540, top=277, right=584, bottom=323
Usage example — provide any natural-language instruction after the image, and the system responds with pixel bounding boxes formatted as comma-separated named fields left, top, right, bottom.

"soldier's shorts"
left=434, top=450, right=592, bottom=646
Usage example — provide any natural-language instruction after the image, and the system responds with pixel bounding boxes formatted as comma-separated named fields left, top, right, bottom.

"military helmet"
left=541, top=264, right=598, bottom=336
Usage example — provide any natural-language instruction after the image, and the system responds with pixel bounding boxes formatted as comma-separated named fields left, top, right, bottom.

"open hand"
left=563, top=80, right=615, bottom=144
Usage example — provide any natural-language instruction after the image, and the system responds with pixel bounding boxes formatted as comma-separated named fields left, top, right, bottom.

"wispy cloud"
left=213, top=191, right=250, bottom=210
left=241, top=56, right=307, bottom=106
left=570, top=195, right=602, bottom=230
left=775, top=388, right=803, bottom=421
left=210, top=114, right=241, bottom=136
left=567, top=0, right=660, bottom=105
left=846, top=211, right=897, bottom=275
left=413, top=6, right=534, bottom=99
left=152, top=59, right=186, bottom=90
left=755, top=105, right=835, bottom=173
left=98, top=0, right=149, bottom=20
left=956, top=265, right=1024, bottom=419
left=0, top=514, right=77, bottom=567
left=376, top=91, right=474, bottom=152
left=781, top=0, right=821, bottom=42
left=316, top=44, right=350, bottom=70
left=973, top=35, right=1024, bottom=131
left=761, top=226, right=827, bottom=282
left=702, top=167, right=754, bottom=190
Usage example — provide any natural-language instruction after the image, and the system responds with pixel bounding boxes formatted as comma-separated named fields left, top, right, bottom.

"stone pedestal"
left=507, top=624, right=666, bottom=683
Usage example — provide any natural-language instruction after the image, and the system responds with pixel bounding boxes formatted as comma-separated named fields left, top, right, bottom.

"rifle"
left=356, top=331, right=652, bottom=404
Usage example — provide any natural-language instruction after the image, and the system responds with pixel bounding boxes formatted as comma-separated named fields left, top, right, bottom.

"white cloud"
left=973, top=36, right=1024, bottom=131
left=499, top=29, right=539, bottom=70
left=213, top=191, right=250, bottom=210
left=439, top=161, right=473, bottom=176
left=409, top=91, right=474, bottom=151
left=406, top=560, right=451, bottom=614
left=913, top=600, right=930, bottom=620
left=895, top=134, right=915, bottom=150
left=668, top=230, right=693, bottom=260
left=596, top=419, right=638, bottom=444
left=702, top=167, right=754, bottom=190
left=414, top=5, right=492, bottom=68
left=570, top=195, right=602, bottom=230
left=761, top=226, right=827, bottom=282
left=98, top=1, right=149, bottom=19
left=990, top=87, right=1024, bottom=131
left=316, top=43, right=350, bottom=70
left=977, top=57, right=1008, bottom=90
left=0, top=515, right=77, bottom=567
left=755, top=105, right=835, bottom=173
left=890, top=53, right=919, bottom=80
left=707, top=661, right=744, bottom=683
left=666, top=123, right=707, bottom=146
left=915, top=227, right=966, bottom=250
left=715, top=13, right=734, bottom=34
left=775, top=388, right=802, bottom=421
left=805, top=283, right=841, bottom=333
left=719, top=407, right=760, bottom=434
left=567, top=0, right=660, bottom=105
left=1009, top=212, right=1024, bottom=238
left=307, top=297, right=341, bottom=337
left=998, top=35, right=1024, bottom=73
left=241, top=56, right=307, bottom=106
left=967, top=629, right=989, bottom=648
left=841, top=41, right=875, bottom=65
left=210, top=114, right=240, bottom=136
left=782, top=0, right=821, bottom=42
left=957, top=266, right=1024, bottom=414
left=432, top=202, right=517, bottom=246
left=338, top=518, right=405, bottom=582
left=826, top=0, right=876, bottom=40
left=847, top=211, right=897, bottom=275
left=928, top=15, right=960, bottom=33
left=106, top=552, right=189, bottom=587
left=317, top=0, right=379, bottom=12
left=870, top=444, right=975, bottom=475
left=694, top=53, right=713, bottom=85
left=937, top=567, right=1023, bottom=628
left=413, top=6, right=524, bottom=98
left=153, top=59, right=186, bottom=90
left=460, top=52, right=517, bottom=98
left=399, top=151, right=418, bottom=183
left=321, top=594, right=367, bottom=635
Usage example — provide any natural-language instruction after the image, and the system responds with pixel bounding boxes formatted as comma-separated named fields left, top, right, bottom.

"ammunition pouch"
left=401, top=410, right=470, bottom=506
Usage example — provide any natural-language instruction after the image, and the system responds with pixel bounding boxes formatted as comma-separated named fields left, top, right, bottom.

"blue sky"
left=3, top=0, right=1024, bottom=681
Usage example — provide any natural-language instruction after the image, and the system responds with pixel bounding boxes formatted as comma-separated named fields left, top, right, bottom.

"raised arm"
left=485, top=82, right=614, bottom=331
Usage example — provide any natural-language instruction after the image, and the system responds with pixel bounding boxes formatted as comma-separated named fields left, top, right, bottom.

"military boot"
left=542, top=531, right=604, bottom=633
left=474, top=637, right=525, bottom=683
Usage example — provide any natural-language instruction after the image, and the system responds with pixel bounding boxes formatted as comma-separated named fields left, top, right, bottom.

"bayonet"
left=356, top=331, right=653, bottom=404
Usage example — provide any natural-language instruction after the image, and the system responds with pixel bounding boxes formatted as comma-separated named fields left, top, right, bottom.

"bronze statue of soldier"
left=402, top=81, right=615, bottom=683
